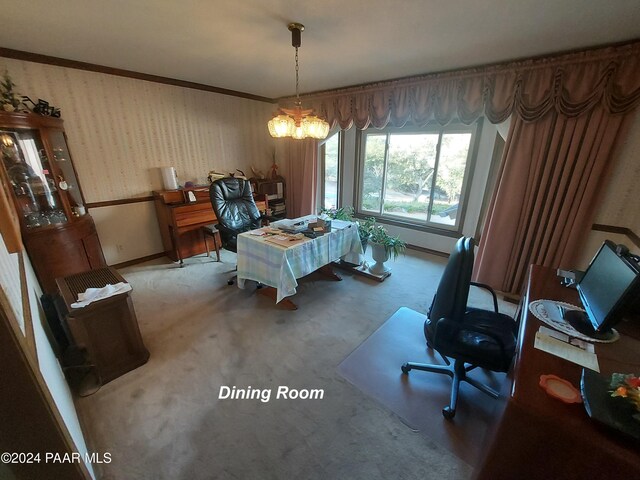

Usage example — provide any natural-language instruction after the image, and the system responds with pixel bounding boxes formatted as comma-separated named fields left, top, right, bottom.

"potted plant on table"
left=319, top=207, right=406, bottom=272
left=320, top=206, right=372, bottom=253
left=319, top=206, right=353, bottom=221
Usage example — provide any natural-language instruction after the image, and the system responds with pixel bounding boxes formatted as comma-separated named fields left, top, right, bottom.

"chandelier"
left=268, top=23, right=330, bottom=140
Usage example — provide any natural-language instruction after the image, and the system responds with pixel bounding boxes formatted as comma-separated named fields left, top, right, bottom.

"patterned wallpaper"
left=1, top=56, right=636, bottom=234
left=1, top=58, right=275, bottom=202
left=594, top=110, right=640, bottom=232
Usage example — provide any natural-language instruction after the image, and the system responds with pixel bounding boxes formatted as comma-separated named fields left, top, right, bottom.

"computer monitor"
left=564, top=240, right=640, bottom=339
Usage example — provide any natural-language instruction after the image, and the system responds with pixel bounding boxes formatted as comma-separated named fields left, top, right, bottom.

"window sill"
left=354, top=213, right=462, bottom=238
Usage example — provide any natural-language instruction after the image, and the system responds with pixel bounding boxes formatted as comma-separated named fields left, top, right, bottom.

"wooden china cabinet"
left=0, top=111, right=105, bottom=294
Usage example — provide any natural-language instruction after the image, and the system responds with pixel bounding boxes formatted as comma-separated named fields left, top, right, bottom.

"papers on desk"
left=275, top=220, right=309, bottom=233
left=249, top=228, right=269, bottom=236
left=263, top=235, right=306, bottom=248
left=534, top=326, right=600, bottom=372
left=330, top=219, right=352, bottom=230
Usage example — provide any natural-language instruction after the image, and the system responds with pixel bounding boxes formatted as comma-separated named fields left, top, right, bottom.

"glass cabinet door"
left=49, top=130, right=85, bottom=216
left=0, top=129, right=68, bottom=228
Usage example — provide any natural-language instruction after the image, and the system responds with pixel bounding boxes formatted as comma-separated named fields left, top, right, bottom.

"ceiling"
left=1, top=0, right=639, bottom=100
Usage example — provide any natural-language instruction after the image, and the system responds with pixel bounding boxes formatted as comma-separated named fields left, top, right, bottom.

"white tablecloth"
left=237, top=218, right=362, bottom=303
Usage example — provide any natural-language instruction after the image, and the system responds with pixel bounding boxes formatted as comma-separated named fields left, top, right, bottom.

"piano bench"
left=201, top=224, right=221, bottom=262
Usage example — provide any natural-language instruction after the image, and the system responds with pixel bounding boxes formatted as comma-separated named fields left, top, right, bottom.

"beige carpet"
left=75, top=248, right=517, bottom=480
left=338, top=307, right=506, bottom=467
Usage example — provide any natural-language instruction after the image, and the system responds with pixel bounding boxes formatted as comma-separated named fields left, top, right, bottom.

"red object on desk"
left=475, top=265, right=640, bottom=480
left=539, top=374, right=582, bottom=404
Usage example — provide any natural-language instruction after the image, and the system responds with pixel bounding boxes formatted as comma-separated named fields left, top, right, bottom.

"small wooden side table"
left=55, top=267, right=149, bottom=385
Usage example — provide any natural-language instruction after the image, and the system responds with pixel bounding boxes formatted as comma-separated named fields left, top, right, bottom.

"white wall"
left=0, top=237, right=95, bottom=479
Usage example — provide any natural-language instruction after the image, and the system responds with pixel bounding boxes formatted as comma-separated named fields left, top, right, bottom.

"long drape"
left=275, top=42, right=640, bottom=294
left=473, top=107, right=628, bottom=293
left=284, top=138, right=318, bottom=218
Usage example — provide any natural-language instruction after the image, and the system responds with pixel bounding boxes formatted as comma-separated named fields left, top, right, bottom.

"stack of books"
left=271, top=203, right=286, bottom=217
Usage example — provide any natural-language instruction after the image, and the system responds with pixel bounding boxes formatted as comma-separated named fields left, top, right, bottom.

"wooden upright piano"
left=153, top=187, right=267, bottom=265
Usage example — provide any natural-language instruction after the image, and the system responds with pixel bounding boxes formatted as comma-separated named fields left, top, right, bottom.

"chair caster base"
left=401, top=363, right=411, bottom=374
left=442, top=406, right=455, bottom=420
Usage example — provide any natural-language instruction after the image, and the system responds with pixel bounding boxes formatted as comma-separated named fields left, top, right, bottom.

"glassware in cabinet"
left=0, top=128, right=67, bottom=229
left=49, top=129, right=86, bottom=217
left=0, top=111, right=105, bottom=294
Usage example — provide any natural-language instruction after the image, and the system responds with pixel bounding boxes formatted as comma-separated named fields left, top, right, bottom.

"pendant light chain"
left=295, top=46, right=300, bottom=106
left=267, top=22, right=329, bottom=140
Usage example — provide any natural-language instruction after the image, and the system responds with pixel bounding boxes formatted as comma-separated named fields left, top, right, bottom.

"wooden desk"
left=236, top=217, right=363, bottom=309
left=153, top=188, right=267, bottom=265
left=475, top=265, right=640, bottom=480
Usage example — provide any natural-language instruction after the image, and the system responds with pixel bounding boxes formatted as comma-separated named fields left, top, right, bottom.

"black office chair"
left=401, top=237, right=517, bottom=419
left=208, top=177, right=262, bottom=285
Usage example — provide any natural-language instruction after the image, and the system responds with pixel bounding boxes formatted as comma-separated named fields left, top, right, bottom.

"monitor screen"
left=577, top=241, right=639, bottom=332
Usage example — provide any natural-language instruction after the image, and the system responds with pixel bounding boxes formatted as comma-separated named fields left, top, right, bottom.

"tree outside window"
left=359, top=124, right=476, bottom=230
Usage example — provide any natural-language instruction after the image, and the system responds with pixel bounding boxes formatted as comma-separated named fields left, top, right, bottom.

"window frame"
left=354, top=120, right=482, bottom=236
left=318, top=130, right=343, bottom=210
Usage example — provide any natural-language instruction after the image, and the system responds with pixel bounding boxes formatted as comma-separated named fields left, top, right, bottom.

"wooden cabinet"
left=0, top=112, right=105, bottom=293
left=251, top=176, right=286, bottom=219
left=55, top=267, right=149, bottom=385
left=153, top=187, right=267, bottom=264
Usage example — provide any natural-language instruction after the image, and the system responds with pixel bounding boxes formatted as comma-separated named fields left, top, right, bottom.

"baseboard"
left=500, top=293, right=521, bottom=305
left=406, top=243, right=449, bottom=258
left=111, top=252, right=166, bottom=269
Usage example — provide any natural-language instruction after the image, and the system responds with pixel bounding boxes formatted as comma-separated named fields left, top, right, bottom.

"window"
left=357, top=124, right=477, bottom=231
left=320, top=132, right=340, bottom=210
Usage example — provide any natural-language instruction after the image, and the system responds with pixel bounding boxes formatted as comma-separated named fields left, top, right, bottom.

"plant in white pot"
left=368, top=223, right=406, bottom=275
left=356, top=216, right=376, bottom=254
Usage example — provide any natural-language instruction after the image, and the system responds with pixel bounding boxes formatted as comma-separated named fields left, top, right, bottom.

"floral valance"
left=286, top=42, right=640, bottom=129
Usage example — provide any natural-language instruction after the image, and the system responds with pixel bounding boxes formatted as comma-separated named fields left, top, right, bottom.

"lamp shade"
left=268, top=114, right=295, bottom=138
left=268, top=110, right=330, bottom=140
left=302, top=116, right=330, bottom=139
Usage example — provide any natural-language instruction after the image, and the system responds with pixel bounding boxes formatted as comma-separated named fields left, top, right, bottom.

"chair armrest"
left=470, top=281, right=499, bottom=313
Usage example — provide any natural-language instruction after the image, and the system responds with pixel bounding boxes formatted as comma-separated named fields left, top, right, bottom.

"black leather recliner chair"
left=209, top=177, right=262, bottom=284
left=401, top=236, right=517, bottom=419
